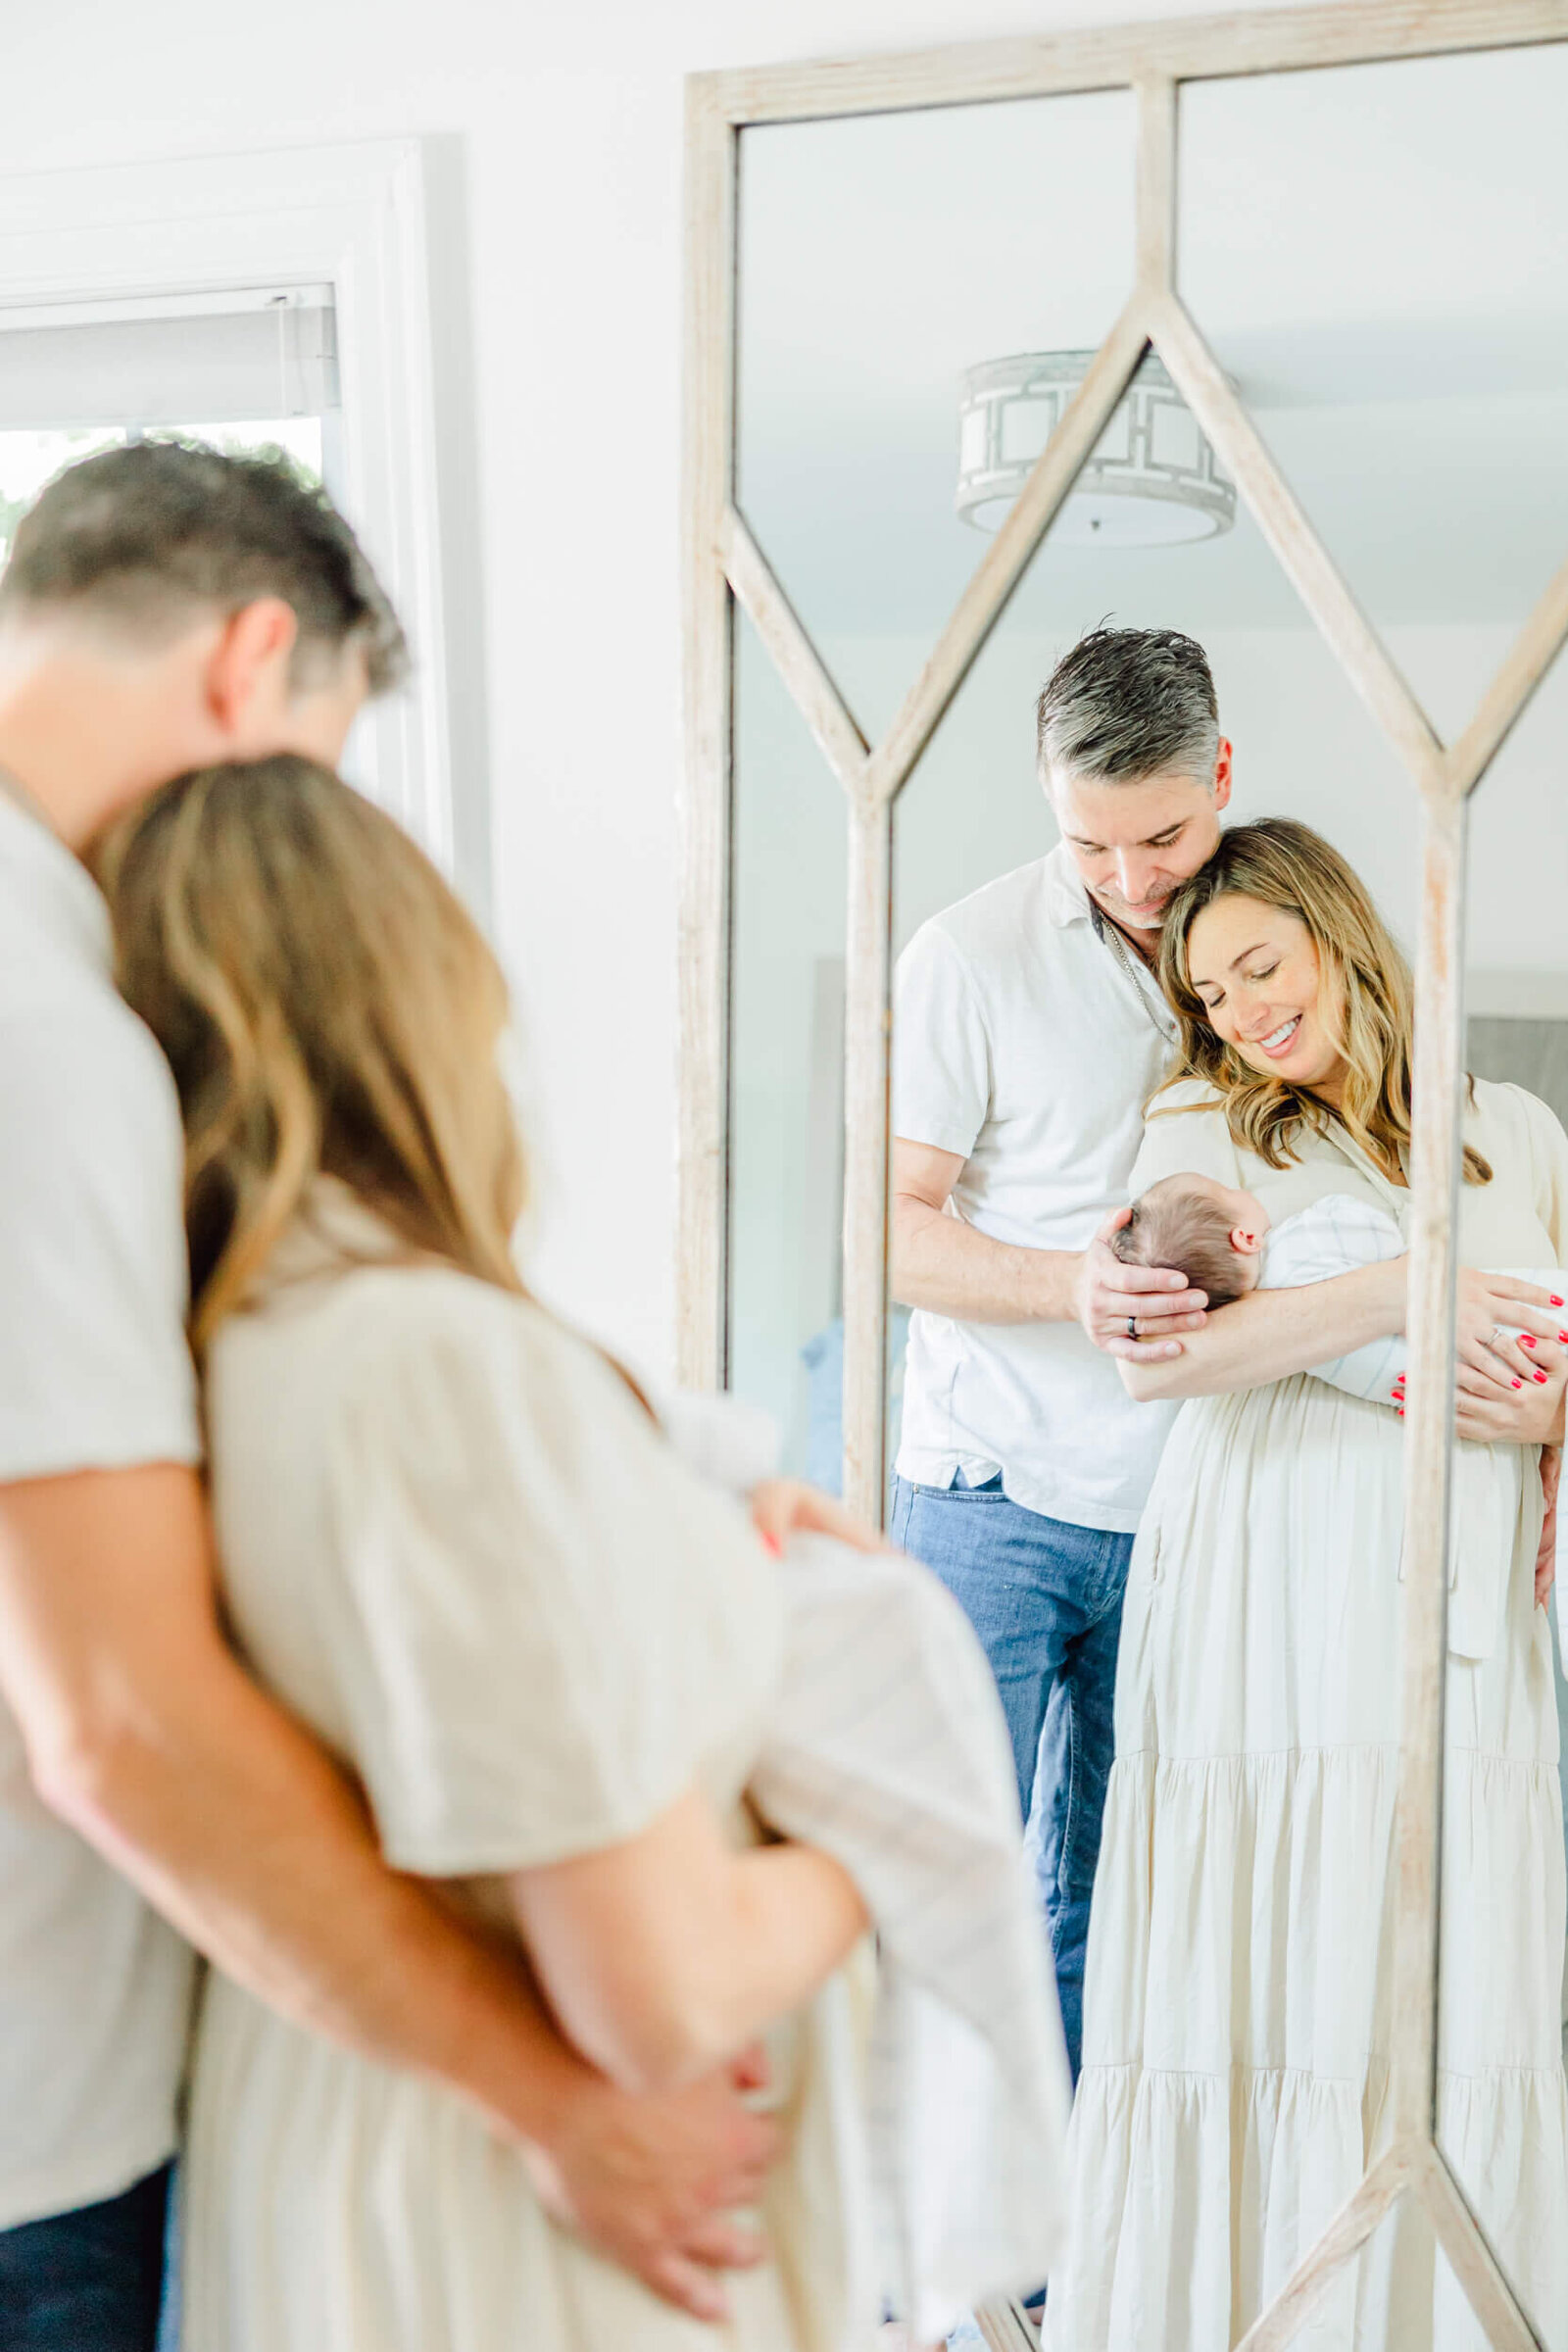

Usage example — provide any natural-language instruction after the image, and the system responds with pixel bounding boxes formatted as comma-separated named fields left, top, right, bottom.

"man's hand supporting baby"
left=1074, top=1204, right=1208, bottom=1362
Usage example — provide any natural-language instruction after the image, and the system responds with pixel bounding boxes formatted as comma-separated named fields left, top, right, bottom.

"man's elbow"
left=887, top=1209, right=924, bottom=1311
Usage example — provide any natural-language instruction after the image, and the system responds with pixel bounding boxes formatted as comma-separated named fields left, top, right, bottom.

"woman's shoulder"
left=1148, top=1074, right=1227, bottom=1120
left=1132, top=1076, right=1243, bottom=1189
left=238, top=1246, right=534, bottom=1349
left=220, top=1247, right=635, bottom=1446
left=1468, top=1075, right=1568, bottom=1159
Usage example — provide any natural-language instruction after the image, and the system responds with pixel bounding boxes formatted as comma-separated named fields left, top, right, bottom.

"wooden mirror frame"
left=679, top=4, right=1568, bottom=2341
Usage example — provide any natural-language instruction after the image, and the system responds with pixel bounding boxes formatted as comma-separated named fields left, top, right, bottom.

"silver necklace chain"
left=1091, top=902, right=1174, bottom=1042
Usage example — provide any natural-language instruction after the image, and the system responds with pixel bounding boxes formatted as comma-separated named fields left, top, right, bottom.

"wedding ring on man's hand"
left=1127, top=1315, right=1139, bottom=1340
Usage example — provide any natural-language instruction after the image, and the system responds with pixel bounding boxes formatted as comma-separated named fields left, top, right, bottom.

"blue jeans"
left=0, top=2165, right=170, bottom=2351
left=890, top=1473, right=1132, bottom=2080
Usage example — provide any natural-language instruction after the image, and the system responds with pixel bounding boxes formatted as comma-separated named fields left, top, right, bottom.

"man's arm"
left=0, top=1462, right=777, bottom=2322
left=891, top=1139, right=1205, bottom=1348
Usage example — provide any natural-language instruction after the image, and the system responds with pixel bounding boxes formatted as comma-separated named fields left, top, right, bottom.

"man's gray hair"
left=1036, top=625, right=1218, bottom=787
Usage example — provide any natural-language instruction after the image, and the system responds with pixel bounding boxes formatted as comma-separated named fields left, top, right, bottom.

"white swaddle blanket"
left=1259, top=1193, right=1563, bottom=1663
left=662, top=1393, right=1073, bottom=2344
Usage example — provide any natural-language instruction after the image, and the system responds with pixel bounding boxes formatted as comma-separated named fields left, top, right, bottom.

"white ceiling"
left=735, top=42, right=1568, bottom=660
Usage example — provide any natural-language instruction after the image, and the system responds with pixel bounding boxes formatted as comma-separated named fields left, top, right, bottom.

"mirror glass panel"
left=1180, top=45, right=1568, bottom=711
left=728, top=607, right=847, bottom=1484
left=720, top=31, right=1568, bottom=2347
left=883, top=470, right=1420, bottom=2324
left=1441, top=646, right=1568, bottom=2336
left=735, top=89, right=1136, bottom=743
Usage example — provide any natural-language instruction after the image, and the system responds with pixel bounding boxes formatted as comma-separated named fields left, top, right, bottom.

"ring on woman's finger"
left=1127, top=1314, right=1138, bottom=1341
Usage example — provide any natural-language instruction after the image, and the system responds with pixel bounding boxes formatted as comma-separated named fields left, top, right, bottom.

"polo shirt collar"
left=0, top=774, right=114, bottom=976
left=1043, top=841, right=1095, bottom=928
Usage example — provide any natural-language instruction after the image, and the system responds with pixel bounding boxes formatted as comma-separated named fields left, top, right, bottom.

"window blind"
left=0, top=286, right=338, bottom=430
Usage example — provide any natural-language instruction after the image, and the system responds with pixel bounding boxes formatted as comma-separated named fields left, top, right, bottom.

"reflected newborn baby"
left=1110, top=1172, right=1274, bottom=1309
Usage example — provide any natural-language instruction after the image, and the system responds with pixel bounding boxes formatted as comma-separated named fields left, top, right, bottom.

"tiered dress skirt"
left=1045, top=1375, right=1568, bottom=2352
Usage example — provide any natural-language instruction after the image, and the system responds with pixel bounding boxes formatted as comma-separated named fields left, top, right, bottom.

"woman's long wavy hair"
left=1152, top=816, right=1491, bottom=1186
left=90, top=757, right=531, bottom=1352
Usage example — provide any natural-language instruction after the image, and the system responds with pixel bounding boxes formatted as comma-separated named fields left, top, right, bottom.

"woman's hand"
left=1452, top=1270, right=1568, bottom=1390
left=750, top=1479, right=889, bottom=1559
left=524, top=2054, right=781, bottom=2322
left=1450, top=1343, right=1567, bottom=1446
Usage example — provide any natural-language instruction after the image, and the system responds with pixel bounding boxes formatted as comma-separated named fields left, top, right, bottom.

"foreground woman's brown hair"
left=90, top=755, right=529, bottom=1348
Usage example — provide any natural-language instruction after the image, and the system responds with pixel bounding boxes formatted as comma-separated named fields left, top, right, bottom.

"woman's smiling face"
left=1185, top=893, right=1348, bottom=1101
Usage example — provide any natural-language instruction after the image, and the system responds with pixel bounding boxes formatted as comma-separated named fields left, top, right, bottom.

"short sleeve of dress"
left=318, top=1278, right=782, bottom=1877
left=892, top=922, right=992, bottom=1161
left=1510, top=1084, right=1568, bottom=1261
left=1127, top=1079, right=1243, bottom=1198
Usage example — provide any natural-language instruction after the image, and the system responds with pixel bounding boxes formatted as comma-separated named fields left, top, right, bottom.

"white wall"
left=0, top=0, right=1308, bottom=1379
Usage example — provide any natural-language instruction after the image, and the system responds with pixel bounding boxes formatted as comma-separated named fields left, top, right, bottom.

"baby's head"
left=1110, top=1173, right=1271, bottom=1308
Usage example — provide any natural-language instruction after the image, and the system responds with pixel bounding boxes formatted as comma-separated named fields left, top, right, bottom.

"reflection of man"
left=0, top=445, right=772, bottom=2348
left=889, top=626, right=1226, bottom=2076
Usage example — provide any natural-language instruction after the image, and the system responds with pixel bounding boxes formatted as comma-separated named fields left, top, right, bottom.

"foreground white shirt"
left=893, top=847, right=1179, bottom=1533
left=0, top=788, right=199, bottom=2227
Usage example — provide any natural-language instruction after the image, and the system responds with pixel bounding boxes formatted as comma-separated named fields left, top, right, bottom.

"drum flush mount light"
left=956, top=350, right=1237, bottom=545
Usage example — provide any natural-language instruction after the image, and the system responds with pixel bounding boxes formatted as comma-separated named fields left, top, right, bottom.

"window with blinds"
left=0, top=285, right=341, bottom=561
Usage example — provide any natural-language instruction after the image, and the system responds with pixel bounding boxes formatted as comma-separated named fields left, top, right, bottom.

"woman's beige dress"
left=1046, top=1078, right=1568, bottom=2352
left=180, top=1193, right=861, bottom=2352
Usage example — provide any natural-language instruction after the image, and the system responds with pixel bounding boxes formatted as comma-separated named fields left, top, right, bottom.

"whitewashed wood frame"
left=680, top=4, right=1568, bottom=2341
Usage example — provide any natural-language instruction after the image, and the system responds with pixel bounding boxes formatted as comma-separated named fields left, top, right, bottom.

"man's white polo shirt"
left=0, top=785, right=199, bottom=2227
left=893, top=844, right=1180, bottom=1535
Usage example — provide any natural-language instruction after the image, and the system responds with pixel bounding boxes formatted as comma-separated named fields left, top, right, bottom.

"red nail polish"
left=1553, top=1297, right=1564, bottom=1308
left=1522, top=1336, right=1537, bottom=1348
left=1514, top=1380, right=1524, bottom=1389
left=1537, top=1371, right=1549, bottom=1384
left=760, top=1531, right=783, bottom=1556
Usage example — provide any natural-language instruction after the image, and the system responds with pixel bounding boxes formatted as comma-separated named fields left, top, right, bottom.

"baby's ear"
left=1230, top=1224, right=1264, bottom=1256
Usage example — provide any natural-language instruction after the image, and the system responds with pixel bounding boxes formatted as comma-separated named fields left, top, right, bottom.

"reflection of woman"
left=92, top=759, right=875, bottom=2352
left=1047, top=822, right=1568, bottom=2350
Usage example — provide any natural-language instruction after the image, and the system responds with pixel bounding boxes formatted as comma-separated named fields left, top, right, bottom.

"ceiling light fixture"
left=956, top=349, right=1237, bottom=545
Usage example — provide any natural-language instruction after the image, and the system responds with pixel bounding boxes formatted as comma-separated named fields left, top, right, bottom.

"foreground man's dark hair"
left=0, top=439, right=408, bottom=693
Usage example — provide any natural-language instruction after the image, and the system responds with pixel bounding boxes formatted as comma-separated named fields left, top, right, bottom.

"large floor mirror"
left=682, top=4, right=1568, bottom=2344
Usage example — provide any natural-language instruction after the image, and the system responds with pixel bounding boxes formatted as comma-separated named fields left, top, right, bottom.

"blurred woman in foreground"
left=93, top=756, right=875, bottom=2352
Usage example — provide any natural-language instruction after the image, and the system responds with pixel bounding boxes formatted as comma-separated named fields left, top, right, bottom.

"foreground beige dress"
left=181, top=1189, right=860, bottom=2352
left=1047, top=1079, right=1568, bottom=2352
